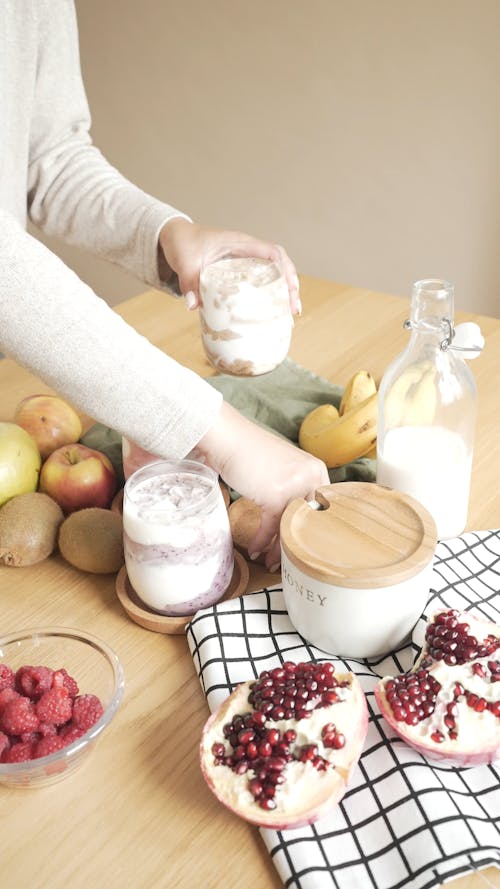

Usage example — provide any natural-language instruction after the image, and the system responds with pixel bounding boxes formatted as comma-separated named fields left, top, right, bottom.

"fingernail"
left=292, top=274, right=300, bottom=290
left=249, top=551, right=261, bottom=561
left=295, top=297, right=302, bottom=316
left=185, top=291, right=197, bottom=310
left=269, top=563, right=281, bottom=574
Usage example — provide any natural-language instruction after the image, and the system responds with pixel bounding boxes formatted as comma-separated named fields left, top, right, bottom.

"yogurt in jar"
left=123, top=460, right=234, bottom=615
left=199, top=254, right=293, bottom=376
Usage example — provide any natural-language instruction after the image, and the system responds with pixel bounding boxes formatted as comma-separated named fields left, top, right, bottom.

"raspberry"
left=2, top=740, right=35, bottom=763
left=0, top=665, right=15, bottom=692
left=35, top=687, right=72, bottom=726
left=0, top=687, right=19, bottom=714
left=15, top=665, right=54, bottom=700
left=38, top=721, right=57, bottom=738
left=20, top=731, right=40, bottom=744
left=71, top=694, right=104, bottom=731
left=52, top=668, right=79, bottom=698
left=0, top=731, right=10, bottom=759
left=0, top=696, right=38, bottom=735
left=34, top=735, right=66, bottom=759
left=59, top=724, right=86, bottom=745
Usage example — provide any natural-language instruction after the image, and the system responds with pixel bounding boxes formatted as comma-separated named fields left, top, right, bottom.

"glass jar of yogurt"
left=198, top=244, right=293, bottom=376
left=123, top=459, right=234, bottom=616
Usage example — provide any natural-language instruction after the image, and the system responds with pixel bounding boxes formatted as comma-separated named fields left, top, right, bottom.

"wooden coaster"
left=115, top=549, right=249, bottom=634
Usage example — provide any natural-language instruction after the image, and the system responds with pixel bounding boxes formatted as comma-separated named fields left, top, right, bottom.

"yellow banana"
left=299, top=392, right=378, bottom=467
left=298, top=403, right=339, bottom=440
left=339, top=370, right=377, bottom=416
left=384, top=362, right=436, bottom=427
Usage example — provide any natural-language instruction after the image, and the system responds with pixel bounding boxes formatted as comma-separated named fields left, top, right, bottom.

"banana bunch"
left=299, top=371, right=378, bottom=467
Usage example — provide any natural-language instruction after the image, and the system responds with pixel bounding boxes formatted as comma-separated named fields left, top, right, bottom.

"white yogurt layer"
left=123, top=470, right=233, bottom=614
left=199, top=257, right=293, bottom=375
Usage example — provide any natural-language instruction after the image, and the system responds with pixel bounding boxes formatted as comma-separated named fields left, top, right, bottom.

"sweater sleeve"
left=27, top=0, right=186, bottom=291
left=0, top=210, right=223, bottom=459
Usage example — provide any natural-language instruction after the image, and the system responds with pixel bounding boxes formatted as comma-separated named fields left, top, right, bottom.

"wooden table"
left=0, top=277, right=498, bottom=889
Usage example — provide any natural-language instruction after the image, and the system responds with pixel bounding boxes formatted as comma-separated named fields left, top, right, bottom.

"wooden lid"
left=280, top=482, right=437, bottom=588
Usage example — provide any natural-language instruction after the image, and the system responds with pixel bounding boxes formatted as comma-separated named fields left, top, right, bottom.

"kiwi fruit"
left=228, top=497, right=266, bottom=563
left=0, top=491, right=64, bottom=566
left=58, top=507, right=124, bottom=574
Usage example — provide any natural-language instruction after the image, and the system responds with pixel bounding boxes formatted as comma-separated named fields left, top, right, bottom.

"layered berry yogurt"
left=123, top=460, right=234, bottom=616
left=199, top=254, right=293, bottom=376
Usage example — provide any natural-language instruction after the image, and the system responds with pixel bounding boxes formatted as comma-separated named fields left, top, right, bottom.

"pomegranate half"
left=375, top=609, right=500, bottom=767
left=200, top=660, right=368, bottom=829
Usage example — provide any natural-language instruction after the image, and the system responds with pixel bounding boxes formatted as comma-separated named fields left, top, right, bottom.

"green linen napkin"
left=82, top=358, right=376, bottom=488
left=206, top=358, right=376, bottom=484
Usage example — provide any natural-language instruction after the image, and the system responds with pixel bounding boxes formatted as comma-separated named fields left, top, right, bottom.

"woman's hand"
left=158, top=218, right=301, bottom=315
left=192, top=401, right=329, bottom=571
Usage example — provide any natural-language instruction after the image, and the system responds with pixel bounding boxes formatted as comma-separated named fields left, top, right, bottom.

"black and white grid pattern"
left=187, top=530, right=500, bottom=889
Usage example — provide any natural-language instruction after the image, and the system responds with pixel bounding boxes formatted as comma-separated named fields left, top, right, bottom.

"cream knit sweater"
left=0, top=0, right=222, bottom=458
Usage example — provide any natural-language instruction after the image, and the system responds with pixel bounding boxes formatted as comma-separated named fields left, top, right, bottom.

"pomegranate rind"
left=200, top=671, right=368, bottom=830
left=375, top=609, right=500, bottom=768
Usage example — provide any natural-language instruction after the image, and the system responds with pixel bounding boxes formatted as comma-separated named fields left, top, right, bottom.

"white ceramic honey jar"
left=280, top=482, right=437, bottom=659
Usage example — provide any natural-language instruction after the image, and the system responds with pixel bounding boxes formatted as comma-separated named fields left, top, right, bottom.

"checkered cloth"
left=187, top=530, right=500, bottom=889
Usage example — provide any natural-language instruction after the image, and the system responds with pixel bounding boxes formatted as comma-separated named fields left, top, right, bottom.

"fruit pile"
left=0, top=394, right=124, bottom=574
left=299, top=369, right=378, bottom=467
left=0, top=662, right=104, bottom=763
left=200, top=660, right=368, bottom=829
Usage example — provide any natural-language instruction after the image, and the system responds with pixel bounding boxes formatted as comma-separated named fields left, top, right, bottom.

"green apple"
left=0, top=422, right=42, bottom=506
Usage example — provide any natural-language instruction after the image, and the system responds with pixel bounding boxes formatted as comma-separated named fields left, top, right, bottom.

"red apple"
left=14, top=394, right=83, bottom=460
left=39, top=443, right=117, bottom=513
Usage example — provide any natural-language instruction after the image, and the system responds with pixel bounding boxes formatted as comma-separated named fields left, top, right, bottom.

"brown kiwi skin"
left=0, top=492, right=64, bottom=567
left=58, top=507, right=124, bottom=575
left=228, top=497, right=267, bottom=564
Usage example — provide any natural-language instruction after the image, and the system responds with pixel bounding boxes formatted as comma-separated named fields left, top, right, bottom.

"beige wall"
left=39, top=0, right=500, bottom=315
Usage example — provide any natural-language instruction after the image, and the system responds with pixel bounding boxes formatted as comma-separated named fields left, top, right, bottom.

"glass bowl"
left=0, top=627, right=125, bottom=788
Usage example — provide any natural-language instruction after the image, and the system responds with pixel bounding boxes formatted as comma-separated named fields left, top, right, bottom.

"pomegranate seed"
left=258, top=740, right=272, bottom=758
left=299, top=744, right=317, bottom=762
left=472, top=663, right=486, bottom=678
left=267, top=772, right=286, bottom=786
left=488, top=701, right=500, bottom=717
left=238, top=729, right=255, bottom=745
left=321, top=691, right=339, bottom=705
left=249, top=778, right=263, bottom=797
left=444, top=715, right=456, bottom=729
left=259, top=797, right=277, bottom=811
left=266, top=728, right=280, bottom=745
left=454, top=683, right=465, bottom=698
left=268, top=756, right=287, bottom=771
left=234, top=761, right=248, bottom=775
left=448, top=730, right=458, bottom=740
left=283, top=729, right=297, bottom=744
left=212, top=742, right=225, bottom=758
left=246, top=742, right=259, bottom=759
left=474, top=698, right=487, bottom=713
left=431, top=730, right=445, bottom=743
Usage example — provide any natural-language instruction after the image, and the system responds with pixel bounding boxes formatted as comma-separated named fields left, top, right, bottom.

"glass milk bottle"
left=376, top=278, right=482, bottom=540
